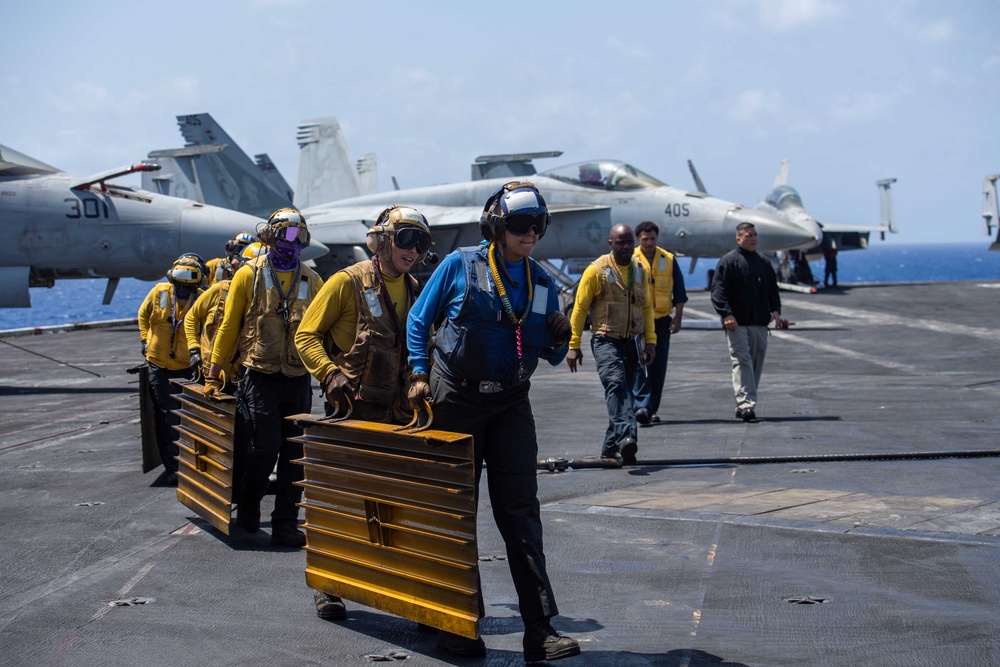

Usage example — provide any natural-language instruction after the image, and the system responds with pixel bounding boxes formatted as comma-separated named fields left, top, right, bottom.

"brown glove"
left=203, top=376, right=223, bottom=400
left=407, top=373, right=431, bottom=410
left=321, top=369, right=351, bottom=407
left=546, top=310, right=571, bottom=345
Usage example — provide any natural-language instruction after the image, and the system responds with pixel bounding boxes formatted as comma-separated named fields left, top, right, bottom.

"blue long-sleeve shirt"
left=407, top=247, right=567, bottom=379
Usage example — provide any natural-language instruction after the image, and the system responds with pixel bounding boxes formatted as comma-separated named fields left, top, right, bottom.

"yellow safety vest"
left=634, top=246, right=675, bottom=319
left=588, top=253, right=647, bottom=339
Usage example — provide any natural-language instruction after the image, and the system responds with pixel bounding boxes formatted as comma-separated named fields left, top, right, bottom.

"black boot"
left=236, top=501, right=260, bottom=533
left=271, top=522, right=306, bottom=547
left=523, top=617, right=580, bottom=662
left=313, top=590, right=347, bottom=620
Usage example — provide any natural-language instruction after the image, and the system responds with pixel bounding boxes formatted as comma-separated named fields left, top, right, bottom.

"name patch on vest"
left=604, top=267, right=617, bottom=284
left=158, top=291, right=168, bottom=308
left=297, top=278, right=309, bottom=300
left=531, top=285, right=548, bottom=315
left=474, top=260, right=492, bottom=293
left=363, top=288, right=383, bottom=317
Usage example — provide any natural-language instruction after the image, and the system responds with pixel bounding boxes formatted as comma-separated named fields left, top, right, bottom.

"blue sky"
left=3, top=0, right=998, bottom=245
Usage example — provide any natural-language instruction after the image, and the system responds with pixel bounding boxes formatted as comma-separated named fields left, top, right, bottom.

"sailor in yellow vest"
left=204, top=231, right=255, bottom=288
left=137, top=255, right=205, bottom=486
left=294, top=205, right=432, bottom=622
left=632, top=221, right=687, bottom=426
left=205, top=209, right=324, bottom=548
left=184, top=242, right=267, bottom=381
left=567, top=224, right=656, bottom=465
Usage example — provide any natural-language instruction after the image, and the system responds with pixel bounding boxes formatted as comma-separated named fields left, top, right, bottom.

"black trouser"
left=147, top=363, right=190, bottom=474
left=429, top=365, right=558, bottom=622
left=240, top=369, right=311, bottom=528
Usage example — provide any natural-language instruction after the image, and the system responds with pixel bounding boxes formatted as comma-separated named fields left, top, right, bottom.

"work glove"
left=321, top=369, right=351, bottom=407
left=203, top=376, right=223, bottom=400
left=407, top=373, right=431, bottom=410
left=546, top=311, right=571, bottom=346
left=188, top=348, right=202, bottom=369
left=141, top=340, right=148, bottom=358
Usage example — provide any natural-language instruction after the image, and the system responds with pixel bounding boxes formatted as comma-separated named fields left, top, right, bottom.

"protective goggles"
left=504, top=213, right=548, bottom=237
left=169, top=266, right=201, bottom=283
left=392, top=226, right=432, bottom=253
left=274, top=224, right=309, bottom=244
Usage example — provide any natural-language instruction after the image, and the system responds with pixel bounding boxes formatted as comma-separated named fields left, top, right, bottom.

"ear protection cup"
left=367, top=207, right=394, bottom=255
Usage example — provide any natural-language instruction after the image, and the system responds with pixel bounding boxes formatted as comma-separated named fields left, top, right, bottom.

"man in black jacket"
left=710, top=223, right=781, bottom=422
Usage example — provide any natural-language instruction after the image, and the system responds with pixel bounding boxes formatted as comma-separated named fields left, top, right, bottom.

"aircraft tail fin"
left=145, top=113, right=292, bottom=217
left=982, top=175, right=1000, bottom=251
left=356, top=153, right=378, bottom=195
left=773, top=158, right=789, bottom=188
left=876, top=178, right=899, bottom=238
left=294, top=117, right=370, bottom=209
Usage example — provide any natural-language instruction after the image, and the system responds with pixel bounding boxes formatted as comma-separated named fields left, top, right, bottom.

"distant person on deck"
left=711, top=222, right=781, bottom=423
left=823, top=243, right=838, bottom=287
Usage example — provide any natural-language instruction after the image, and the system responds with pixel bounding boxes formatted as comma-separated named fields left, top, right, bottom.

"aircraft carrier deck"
left=2, top=280, right=999, bottom=666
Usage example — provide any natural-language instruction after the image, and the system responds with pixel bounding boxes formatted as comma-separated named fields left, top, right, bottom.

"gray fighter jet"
left=982, top=174, right=999, bottom=251
left=0, top=143, right=295, bottom=308
left=687, top=158, right=899, bottom=283
left=149, top=115, right=819, bottom=286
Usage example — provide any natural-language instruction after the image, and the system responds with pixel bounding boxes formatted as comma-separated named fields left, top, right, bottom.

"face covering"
left=269, top=238, right=301, bottom=271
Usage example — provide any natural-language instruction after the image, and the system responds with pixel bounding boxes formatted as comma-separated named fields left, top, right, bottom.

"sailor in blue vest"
left=406, top=182, right=581, bottom=663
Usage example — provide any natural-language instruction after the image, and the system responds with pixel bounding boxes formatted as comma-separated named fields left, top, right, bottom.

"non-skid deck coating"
left=1, top=280, right=999, bottom=666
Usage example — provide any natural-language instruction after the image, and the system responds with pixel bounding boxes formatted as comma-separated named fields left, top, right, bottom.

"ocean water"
left=2, top=242, right=998, bottom=331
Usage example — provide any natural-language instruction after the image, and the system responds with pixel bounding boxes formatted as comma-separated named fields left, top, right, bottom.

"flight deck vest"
left=145, top=282, right=200, bottom=371
left=196, top=280, right=239, bottom=379
left=588, top=253, right=647, bottom=340
left=238, top=256, right=320, bottom=377
left=331, top=261, right=416, bottom=421
left=634, top=246, right=675, bottom=319
left=432, top=246, right=555, bottom=389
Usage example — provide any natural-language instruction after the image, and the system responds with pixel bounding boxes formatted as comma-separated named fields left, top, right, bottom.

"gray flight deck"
left=1, top=280, right=999, bottom=666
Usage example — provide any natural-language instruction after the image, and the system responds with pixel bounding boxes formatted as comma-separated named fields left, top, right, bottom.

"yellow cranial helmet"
left=167, top=255, right=204, bottom=287
left=239, top=242, right=267, bottom=263
left=260, top=208, right=310, bottom=247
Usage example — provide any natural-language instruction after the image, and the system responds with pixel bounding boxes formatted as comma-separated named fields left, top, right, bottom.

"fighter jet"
left=687, top=158, right=899, bottom=283
left=982, top=174, right=1000, bottom=251
left=0, top=142, right=314, bottom=308
left=149, top=115, right=818, bottom=287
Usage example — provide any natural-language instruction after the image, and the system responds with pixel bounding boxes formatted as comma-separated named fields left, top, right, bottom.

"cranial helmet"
left=239, top=242, right=267, bottom=263
left=225, top=231, right=256, bottom=256
left=479, top=181, right=550, bottom=244
left=175, top=252, right=207, bottom=287
left=259, top=208, right=310, bottom=247
left=167, top=255, right=204, bottom=288
left=366, top=205, right=432, bottom=261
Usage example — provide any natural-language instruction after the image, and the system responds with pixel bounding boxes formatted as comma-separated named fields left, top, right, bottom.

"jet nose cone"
left=181, top=204, right=263, bottom=259
left=726, top=207, right=820, bottom=252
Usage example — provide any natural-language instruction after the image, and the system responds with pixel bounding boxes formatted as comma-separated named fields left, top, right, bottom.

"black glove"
left=188, top=348, right=202, bottom=369
left=547, top=311, right=571, bottom=345
left=141, top=340, right=148, bottom=358
left=321, top=369, right=351, bottom=407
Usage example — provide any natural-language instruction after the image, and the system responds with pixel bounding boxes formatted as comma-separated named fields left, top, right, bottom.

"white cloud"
left=981, top=55, right=1000, bottom=73
left=757, top=0, right=846, bottom=31
left=605, top=36, right=651, bottom=62
left=827, top=91, right=894, bottom=123
left=726, top=88, right=786, bottom=124
left=914, top=17, right=955, bottom=42
left=170, top=77, right=200, bottom=96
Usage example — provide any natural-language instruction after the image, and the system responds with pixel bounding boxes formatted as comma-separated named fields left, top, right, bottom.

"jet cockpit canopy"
left=766, top=185, right=804, bottom=210
left=542, top=160, right=666, bottom=191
